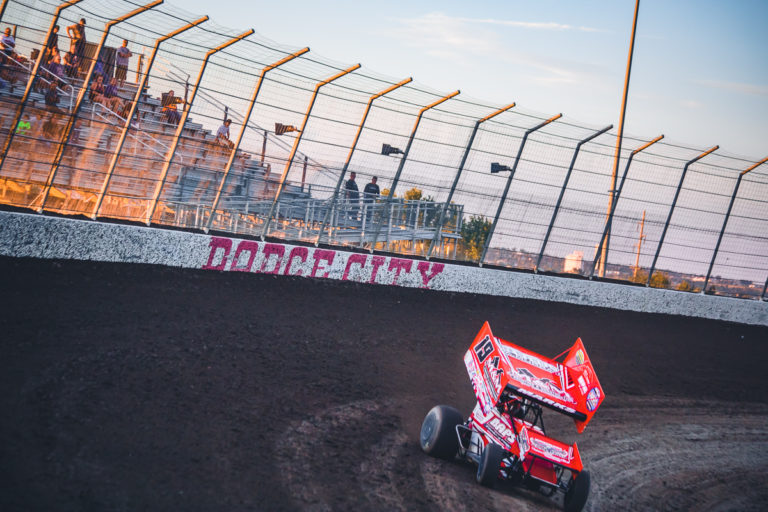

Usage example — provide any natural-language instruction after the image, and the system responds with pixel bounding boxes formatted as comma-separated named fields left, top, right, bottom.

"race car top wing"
left=465, top=322, right=605, bottom=433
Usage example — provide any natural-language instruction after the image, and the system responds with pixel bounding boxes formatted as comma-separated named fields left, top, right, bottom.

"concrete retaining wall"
left=1, top=211, right=765, bottom=326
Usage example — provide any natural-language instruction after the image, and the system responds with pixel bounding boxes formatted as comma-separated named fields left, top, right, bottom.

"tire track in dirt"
left=1, top=257, right=767, bottom=511
left=582, top=398, right=768, bottom=511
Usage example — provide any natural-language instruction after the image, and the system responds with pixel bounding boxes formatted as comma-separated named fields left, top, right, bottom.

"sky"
left=177, top=0, right=767, bottom=161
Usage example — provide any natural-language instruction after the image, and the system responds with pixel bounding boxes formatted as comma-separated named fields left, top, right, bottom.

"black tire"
left=564, top=470, right=591, bottom=512
left=419, top=405, right=463, bottom=460
left=476, top=442, right=505, bottom=488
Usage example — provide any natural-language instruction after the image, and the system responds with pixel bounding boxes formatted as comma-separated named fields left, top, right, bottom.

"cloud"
left=695, top=79, right=768, bottom=97
left=385, top=12, right=499, bottom=57
left=681, top=99, right=702, bottom=109
left=377, top=12, right=610, bottom=91
left=454, top=17, right=607, bottom=33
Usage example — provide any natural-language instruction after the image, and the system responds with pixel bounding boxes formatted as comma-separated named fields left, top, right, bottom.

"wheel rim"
left=420, top=411, right=437, bottom=449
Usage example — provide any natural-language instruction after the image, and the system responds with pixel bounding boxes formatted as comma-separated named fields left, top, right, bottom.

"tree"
left=650, top=272, right=670, bottom=288
left=677, top=279, right=694, bottom=292
left=404, top=187, right=422, bottom=200
left=459, top=215, right=491, bottom=261
left=630, top=269, right=670, bottom=289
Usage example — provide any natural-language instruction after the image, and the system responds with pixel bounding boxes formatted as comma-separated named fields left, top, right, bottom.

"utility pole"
left=633, top=210, right=646, bottom=280
left=599, top=0, right=641, bottom=276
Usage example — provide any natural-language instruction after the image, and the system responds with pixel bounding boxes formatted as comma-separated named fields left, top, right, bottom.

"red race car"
left=420, top=322, right=604, bottom=512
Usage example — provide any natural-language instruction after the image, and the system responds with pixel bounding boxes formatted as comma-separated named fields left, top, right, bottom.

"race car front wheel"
left=564, top=470, right=591, bottom=512
left=476, top=442, right=504, bottom=488
left=419, top=405, right=463, bottom=460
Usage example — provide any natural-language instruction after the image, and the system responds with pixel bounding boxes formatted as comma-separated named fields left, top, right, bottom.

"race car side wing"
left=559, top=338, right=605, bottom=433
left=464, top=322, right=510, bottom=414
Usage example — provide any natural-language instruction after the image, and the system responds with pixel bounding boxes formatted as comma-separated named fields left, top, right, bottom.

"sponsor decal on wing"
left=466, top=351, right=494, bottom=413
left=482, top=356, right=504, bottom=402
left=586, top=387, right=601, bottom=411
left=501, top=344, right=560, bottom=373
left=511, top=365, right=576, bottom=404
left=517, top=426, right=530, bottom=461
left=529, top=437, right=573, bottom=464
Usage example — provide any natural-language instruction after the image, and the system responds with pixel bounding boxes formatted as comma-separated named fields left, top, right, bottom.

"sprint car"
left=419, top=322, right=604, bottom=512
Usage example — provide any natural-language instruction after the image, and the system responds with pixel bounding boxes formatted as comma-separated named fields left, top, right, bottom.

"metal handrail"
left=89, top=101, right=182, bottom=164
left=4, top=55, right=75, bottom=111
left=155, top=56, right=337, bottom=183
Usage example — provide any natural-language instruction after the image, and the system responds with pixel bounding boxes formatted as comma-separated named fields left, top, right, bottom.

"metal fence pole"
left=0, top=0, right=83, bottom=176
left=204, top=47, right=309, bottom=233
left=368, top=90, right=460, bottom=251
left=589, top=134, right=664, bottom=278
left=426, top=102, right=515, bottom=259
left=703, top=156, right=768, bottom=292
left=145, top=29, right=254, bottom=225
left=37, top=0, right=164, bottom=212
left=260, top=63, right=361, bottom=239
left=762, top=276, right=768, bottom=301
left=314, top=77, right=412, bottom=246
left=0, top=0, right=10, bottom=23
left=479, top=113, right=561, bottom=264
left=646, top=145, right=718, bottom=286
left=92, top=15, right=209, bottom=219
left=534, top=124, right=612, bottom=272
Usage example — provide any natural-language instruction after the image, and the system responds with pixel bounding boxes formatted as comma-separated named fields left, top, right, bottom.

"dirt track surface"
left=1, top=256, right=767, bottom=511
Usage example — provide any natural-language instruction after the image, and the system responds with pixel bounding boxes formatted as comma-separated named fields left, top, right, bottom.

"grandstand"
left=0, top=0, right=766, bottom=298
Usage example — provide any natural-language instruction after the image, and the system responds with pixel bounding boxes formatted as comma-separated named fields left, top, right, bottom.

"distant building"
left=563, top=251, right=583, bottom=273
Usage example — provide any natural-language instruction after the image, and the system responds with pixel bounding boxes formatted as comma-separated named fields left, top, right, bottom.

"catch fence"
left=0, top=0, right=766, bottom=299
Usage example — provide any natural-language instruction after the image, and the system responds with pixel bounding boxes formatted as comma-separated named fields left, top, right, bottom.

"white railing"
left=89, top=101, right=182, bottom=164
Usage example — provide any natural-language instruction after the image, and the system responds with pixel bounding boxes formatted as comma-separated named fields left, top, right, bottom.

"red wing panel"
left=494, top=337, right=586, bottom=421
left=561, top=338, right=605, bottom=432
left=466, top=323, right=604, bottom=433
left=523, top=428, right=583, bottom=472
left=464, top=322, right=508, bottom=414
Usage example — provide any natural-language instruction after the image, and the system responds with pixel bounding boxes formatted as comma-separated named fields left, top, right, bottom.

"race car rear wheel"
left=476, top=442, right=505, bottom=488
left=419, top=405, right=463, bottom=460
left=564, top=470, right=591, bottom=512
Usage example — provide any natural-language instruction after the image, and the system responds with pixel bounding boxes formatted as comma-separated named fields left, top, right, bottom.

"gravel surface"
left=1, top=256, right=766, bottom=511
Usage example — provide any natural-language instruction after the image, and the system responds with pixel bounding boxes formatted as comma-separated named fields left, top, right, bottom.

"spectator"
left=42, top=115, right=58, bottom=139
left=362, top=175, right=380, bottom=220
left=88, top=74, right=106, bottom=103
left=44, top=25, right=60, bottom=63
left=161, top=90, right=184, bottom=126
left=63, top=51, right=78, bottom=77
left=46, top=50, right=64, bottom=77
left=66, top=18, right=86, bottom=67
left=102, top=77, right=123, bottom=111
left=1, top=28, right=14, bottom=68
left=15, top=113, right=32, bottom=136
left=1, top=27, right=15, bottom=55
left=93, top=57, right=104, bottom=79
left=115, top=39, right=131, bottom=87
left=344, top=171, right=360, bottom=220
left=45, top=81, right=63, bottom=114
left=216, top=118, right=234, bottom=149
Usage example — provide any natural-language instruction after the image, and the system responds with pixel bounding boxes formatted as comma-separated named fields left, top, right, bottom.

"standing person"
left=66, top=18, right=86, bottom=67
left=44, top=25, right=60, bottom=63
left=1, top=27, right=15, bottom=54
left=115, top=39, right=131, bottom=88
left=344, top=171, right=360, bottom=220
left=362, top=175, right=380, bottom=220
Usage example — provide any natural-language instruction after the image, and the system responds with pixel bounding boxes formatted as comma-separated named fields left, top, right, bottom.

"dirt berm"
left=1, top=256, right=766, bottom=511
